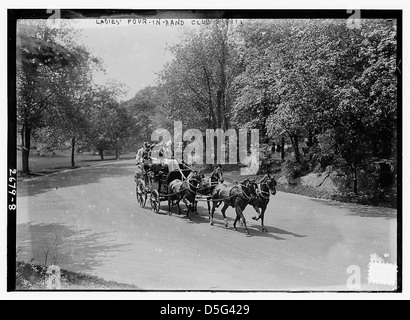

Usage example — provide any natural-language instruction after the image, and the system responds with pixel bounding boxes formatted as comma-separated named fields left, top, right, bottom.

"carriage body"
left=149, top=162, right=191, bottom=196
left=136, top=160, right=192, bottom=212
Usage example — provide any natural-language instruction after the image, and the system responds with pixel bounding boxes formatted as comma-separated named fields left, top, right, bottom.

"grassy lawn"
left=16, top=149, right=136, bottom=177
left=16, top=261, right=139, bottom=290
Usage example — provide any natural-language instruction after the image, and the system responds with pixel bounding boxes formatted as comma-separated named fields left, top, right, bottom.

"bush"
left=259, top=143, right=282, bottom=174
left=306, top=130, right=346, bottom=172
left=282, top=157, right=309, bottom=180
left=16, top=260, right=47, bottom=290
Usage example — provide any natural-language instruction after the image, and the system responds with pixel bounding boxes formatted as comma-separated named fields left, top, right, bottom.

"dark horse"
left=195, top=168, right=224, bottom=215
left=168, top=170, right=203, bottom=220
left=210, top=179, right=257, bottom=236
left=250, top=174, right=277, bottom=232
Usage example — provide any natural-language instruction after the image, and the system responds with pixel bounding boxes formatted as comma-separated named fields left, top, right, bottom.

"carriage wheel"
left=150, top=190, right=160, bottom=213
left=136, top=187, right=147, bottom=208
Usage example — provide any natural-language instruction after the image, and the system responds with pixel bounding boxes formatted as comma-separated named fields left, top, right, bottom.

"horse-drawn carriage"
left=134, top=160, right=192, bottom=213
left=134, top=158, right=278, bottom=236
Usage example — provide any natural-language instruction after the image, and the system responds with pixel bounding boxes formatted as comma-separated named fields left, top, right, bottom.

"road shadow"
left=164, top=205, right=212, bottom=224
left=16, top=222, right=132, bottom=274
left=310, top=198, right=397, bottom=220
left=190, top=206, right=296, bottom=240
left=259, top=226, right=306, bottom=238
left=241, top=226, right=287, bottom=240
left=17, top=164, right=135, bottom=197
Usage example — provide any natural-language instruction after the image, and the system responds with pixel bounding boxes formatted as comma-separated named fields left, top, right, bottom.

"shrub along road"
left=16, top=159, right=398, bottom=291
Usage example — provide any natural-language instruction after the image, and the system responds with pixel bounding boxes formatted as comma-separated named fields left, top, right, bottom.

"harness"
left=257, top=184, right=270, bottom=200
left=169, top=172, right=201, bottom=196
left=196, top=177, right=220, bottom=193
left=185, top=176, right=201, bottom=193
left=256, top=179, right=276, bottom=200
left=227, top=183, right=253, bottom=201
left=239, top=185, right=253, bottom=201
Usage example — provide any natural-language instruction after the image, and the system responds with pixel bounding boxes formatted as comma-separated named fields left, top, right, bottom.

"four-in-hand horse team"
left=134, top=141, right=277, bottom=236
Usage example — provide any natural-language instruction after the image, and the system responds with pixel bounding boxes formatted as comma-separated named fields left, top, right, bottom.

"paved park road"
left=16, top=159, right=398, bottom=291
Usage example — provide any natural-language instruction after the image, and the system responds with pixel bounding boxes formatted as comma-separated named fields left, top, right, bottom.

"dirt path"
left=16, top=160, right=397, bottom=291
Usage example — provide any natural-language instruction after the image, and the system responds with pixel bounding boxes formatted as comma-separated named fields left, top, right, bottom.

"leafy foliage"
left=85, top=85, right=133, bottom=159
left=18, top=18, right=397, bottom=199
left=17, top=20, right=132, bottom=169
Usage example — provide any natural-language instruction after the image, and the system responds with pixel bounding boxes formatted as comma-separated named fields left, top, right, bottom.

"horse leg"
left=210, top=198, right=221, bottom=226
left=252, top=204, right=261, bottom=221
left=168, top=195, right=172, bottom=216
left=182, top=196, right=191, bottom=221
left=210, top=200, right=216, bottom=225
left=236, top=204, right=251, bottom=236
left=220, top=202, right=229, bottom=228
left=193, top=200, right=197, bottom=214
left=176, top=200, right=182, bottom=215
left=233, top=215, right=239, bottom=231
left=194, top=199, right=199, bottom=214
left=260, top=205, right=267, bottom=232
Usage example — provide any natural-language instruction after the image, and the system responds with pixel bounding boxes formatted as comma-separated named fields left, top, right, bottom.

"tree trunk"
left=223, top=114, right=229, bottom=131
left=210, top=106, right=216, bottom=130
left=281, top=137, right=285, bottom=160
left=216, top=90, right=223, bottom=129
left=115, top=146, right=120, bottom=160
left=98, top=149, right=104, bottom=160
left=21, top=125, right=31, bottom=173
left=291, top=134, right=300, bottom=163
left=71, top=137, right=76, bottom=168
left=217, top=25, right=227, bottom=131
left=307, top=130, right=313, bottom=148
left=353, top=156, right=358, bottom=194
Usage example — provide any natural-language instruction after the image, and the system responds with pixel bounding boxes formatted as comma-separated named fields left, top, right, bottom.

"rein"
left=256, top=178, right=276, bottom=200
left=257, top=183, right=271, bottom=200
left=241, top=188, right=252, bottom=201
left=186, top=177, right=200, bottom=192
left=235, top=183, right=254, bottom=201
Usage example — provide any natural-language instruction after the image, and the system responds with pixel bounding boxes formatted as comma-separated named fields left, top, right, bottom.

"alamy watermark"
left=46, top=9, right=61, bottom=29
left=150, top=121, right=260, bottom=175
left=346, top=8, right=361, bottom=30
left=346, top=253, right=397, bottom=290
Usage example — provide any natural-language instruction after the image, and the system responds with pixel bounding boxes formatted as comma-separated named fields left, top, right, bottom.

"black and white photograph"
left=5, top=5, right=404, bottom=297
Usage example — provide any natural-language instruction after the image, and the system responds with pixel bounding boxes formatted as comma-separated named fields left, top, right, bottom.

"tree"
left=231, top=20, right=287, bottom=143
left=233, top=20, right=316, bottom=158
left=230, top=19, right=397, bottom=194
left=85, top=85, right=133, bottom=160
left=53, top=48, right=101, bottom=167
left=158, top=20, right=240, bottom=131
left=16, top=20, right=104, bottom=170
left=16, top=20, right=78, bottom=172
left=124, top=86, right=164, bottom=146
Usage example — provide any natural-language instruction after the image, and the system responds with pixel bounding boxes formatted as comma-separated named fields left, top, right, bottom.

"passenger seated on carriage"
left=135, top=142, right=147, bottom=165
left=145, top=139, right=187, bottom=178
left=212, top=164, right=224, bottom=182
left=141, top=143, right=153, bottom=174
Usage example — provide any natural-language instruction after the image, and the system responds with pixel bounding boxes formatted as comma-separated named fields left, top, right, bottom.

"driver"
left=141, top=143, right=152, bottom=174
left=212, top=164, right=224, bottom=181
left=136, top=142, right=148, bottom=165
